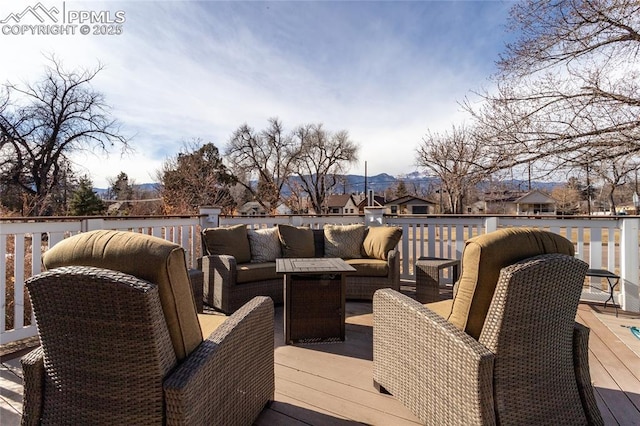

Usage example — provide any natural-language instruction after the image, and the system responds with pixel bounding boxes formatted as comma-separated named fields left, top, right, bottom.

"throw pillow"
left=277, top=224, right=315, bottom=258
left=201, top=224, right=251, bottom=264
left=248, top=227, right=282, bottom=263
left=362, top=226, right=403, bottom=260
left=323, top=224, right=366, bottom=259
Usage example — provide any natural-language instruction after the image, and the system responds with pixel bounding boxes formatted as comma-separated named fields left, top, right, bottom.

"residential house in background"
left=238, top=201, right=268, bottom=216
left=321, top=194, right=359, bottom=215
left=472, top=190, right=557, bottom=215
left=514, top=190, right=557, bottom=215
left=385, top=195, right=436, bottom=215
left=357, top=195, right=386, bottom=213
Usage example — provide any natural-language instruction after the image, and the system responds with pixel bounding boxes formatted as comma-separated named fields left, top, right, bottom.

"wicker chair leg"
left=373, top=380, right=391, bottom=395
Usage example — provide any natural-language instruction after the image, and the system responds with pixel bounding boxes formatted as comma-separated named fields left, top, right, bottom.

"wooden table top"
left=276, top=258, right=356, bottom=274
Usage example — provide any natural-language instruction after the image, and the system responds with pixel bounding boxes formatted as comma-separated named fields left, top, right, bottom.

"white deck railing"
left=1, top=208, right=638, bottom=346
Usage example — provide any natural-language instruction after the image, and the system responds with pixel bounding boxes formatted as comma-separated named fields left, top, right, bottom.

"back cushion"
left=43, top=230, right=202, bottom=361
left=449, top=227, right=575, bottom=340
left=323, top=224, right=366, bottom=259
left=362, top=226, right=403, bottom=260
left=247, top=227, right=282, bottom=263
left=202, top=224, right=251, bottom=264
left=278, top=224, right=315, bottom=258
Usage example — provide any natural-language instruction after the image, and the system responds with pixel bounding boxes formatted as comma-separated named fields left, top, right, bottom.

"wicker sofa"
left=372, top=228, right=603, bottom=425
left=200, top=223, right=402, bottom=314
left=22, top=230, right=274, bottom=425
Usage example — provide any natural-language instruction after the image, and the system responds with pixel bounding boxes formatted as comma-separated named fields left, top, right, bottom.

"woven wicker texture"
left=573, top=323, right=605, bottom=425
left=374, top=253, right=603, bottom=426
left=373, top=289, right=495, bottom=425
left=164, top=296, right=274, bottom=425
left=478, top=254, right=590, bottom=425
left=25, top=266, right=177, bottom=425
left=22, top=266, right=275, bottom=425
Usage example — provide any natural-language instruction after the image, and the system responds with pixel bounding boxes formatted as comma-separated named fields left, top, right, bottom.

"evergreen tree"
left=109, top=171, right=133, bottom=201
left=68, top=176, right=105, bottom=216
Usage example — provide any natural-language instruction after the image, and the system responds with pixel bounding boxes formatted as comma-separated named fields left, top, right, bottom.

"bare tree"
left=416, top=125, right=490, bottom=214
left=0, top=56, right=128, bottom=215
left=225, top=118, right=299, bottom=213
left=589, top=155, right=640, bottom=214
left=159, top=141, right=236, bottom=214
left=466, top=0, right=640, bottom=180
left=291, top=124, right=359, bottom=214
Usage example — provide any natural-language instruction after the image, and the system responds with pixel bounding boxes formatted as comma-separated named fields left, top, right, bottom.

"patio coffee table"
left=276, top=258, right=356, bottom=344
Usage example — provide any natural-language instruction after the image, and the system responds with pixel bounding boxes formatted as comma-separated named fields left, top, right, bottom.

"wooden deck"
left=2, top=286, right=639, bottom=425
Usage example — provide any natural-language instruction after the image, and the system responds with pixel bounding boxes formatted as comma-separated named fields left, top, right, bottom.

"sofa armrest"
left=164, top=296, right=274, bottom=425
left=201, top=254, right=238, bottom=309
left=21, top=346, right=45, bottom=426
left=386, top=249, right=400, bottom=288
left=373, top=288, right=495, bottom=425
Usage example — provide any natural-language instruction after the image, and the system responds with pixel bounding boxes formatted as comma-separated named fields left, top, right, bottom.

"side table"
left=415, top=257, right=460, bottom=303
left=586, top=268, right=619, bottom=317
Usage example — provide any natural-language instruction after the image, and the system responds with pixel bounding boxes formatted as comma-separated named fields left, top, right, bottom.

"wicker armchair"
left=21, top=230, right=274, bottom=425
left=373, top=229, right=603, bottom=426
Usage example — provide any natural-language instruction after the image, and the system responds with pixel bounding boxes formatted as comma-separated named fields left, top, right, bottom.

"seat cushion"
left=42, top=230, right=202, bottom=361
left=345, top=258, right=389, bottom=277
left=278, top=224, right=315, bottom=258
left=198, top=312, right=228, bottom=338
left=362, top=226, right=402, bottom=260
left=237, top=262, right=280, bottom=283
left=202, top=224, right=251, bottom=264
left=425, top=299, right=453, bottom=320
left=449, top=227, right=575, bottom=339
left=324, top=224, right=366, bottom=259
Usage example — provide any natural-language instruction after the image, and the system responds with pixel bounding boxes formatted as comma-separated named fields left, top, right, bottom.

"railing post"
left=199, top=206, right=221, bottom=229
left=483, top=216, right=499, bottom=233
left=364, top=207, right=386, bottom=227
left=82, top=218, right=105, bottom=232
left=620, top=218, right=640, bottom=312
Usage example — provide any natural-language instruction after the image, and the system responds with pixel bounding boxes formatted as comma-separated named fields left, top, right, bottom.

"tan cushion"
left=362, top=226, right=403, bottom=260
left=345, top=258, right=389, bottom=277
left=237, top=262, right=280, bottom=283
left=42, top=230, right=202, bottom=361
left=449, top=227, right=575, bottom=340
left=324, top=224, right=366, bottom=259
left=426, top=299, right=453, bottom=320
left=198, top=312, right=228, bottom=338
left=248, top=227, right=282, bottom=262
left=202, top=225, right=251, bottom=264
left=278, top=224, right=315, bottom=258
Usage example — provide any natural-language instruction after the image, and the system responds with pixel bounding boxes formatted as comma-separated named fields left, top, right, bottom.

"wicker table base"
left=415, top=257, right=460, bottom=303
left=277, top=258, right=355, bottom=344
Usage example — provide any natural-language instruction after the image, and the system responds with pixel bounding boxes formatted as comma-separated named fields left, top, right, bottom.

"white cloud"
left=1, top=0, right=511, bottom=187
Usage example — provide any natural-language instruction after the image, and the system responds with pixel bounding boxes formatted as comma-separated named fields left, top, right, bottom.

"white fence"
left=0, top=215, right=200, bottom=345
left=2, top=208, right=639, bottom=346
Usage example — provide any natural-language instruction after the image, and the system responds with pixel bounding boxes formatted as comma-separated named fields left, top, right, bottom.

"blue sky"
left=1, top=0, right=514, bottom=187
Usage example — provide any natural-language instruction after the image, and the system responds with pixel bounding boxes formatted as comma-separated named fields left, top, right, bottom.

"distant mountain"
left=92, top=174, right=561, bottom=200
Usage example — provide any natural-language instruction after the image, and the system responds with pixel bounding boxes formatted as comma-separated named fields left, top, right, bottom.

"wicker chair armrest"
left=573, top=322, right=604, bottom=426
left=386, top=249, right=400, bottom=286
left=373, top=288, right=495, bottom=425
left=164, top=296, right=274, bottom=425
left=20, top=346, right=45, bottom=426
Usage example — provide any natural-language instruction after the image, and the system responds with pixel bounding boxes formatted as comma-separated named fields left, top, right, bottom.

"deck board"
left=2, top=297, right=639, bottom=425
